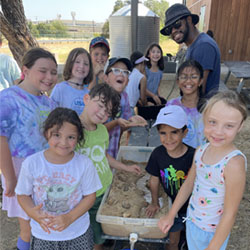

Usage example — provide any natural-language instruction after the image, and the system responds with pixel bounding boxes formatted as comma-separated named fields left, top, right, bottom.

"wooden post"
left=131, top=0, right=138, bottom=53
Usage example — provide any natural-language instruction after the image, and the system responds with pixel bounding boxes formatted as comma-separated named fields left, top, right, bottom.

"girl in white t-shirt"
left=15, top=107, right=102, bottom=250
left=158, top=91, right=247, bottom=250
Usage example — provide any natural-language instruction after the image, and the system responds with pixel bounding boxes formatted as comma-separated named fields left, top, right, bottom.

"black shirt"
left=146, top=144, right=195, bottom=215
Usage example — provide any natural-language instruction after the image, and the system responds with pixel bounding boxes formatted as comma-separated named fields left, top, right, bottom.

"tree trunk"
left=0, top=0, right=39, bottom=67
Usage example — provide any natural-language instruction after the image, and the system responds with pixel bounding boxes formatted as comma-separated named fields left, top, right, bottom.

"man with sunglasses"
left=161, top=4, right=221, bottom=98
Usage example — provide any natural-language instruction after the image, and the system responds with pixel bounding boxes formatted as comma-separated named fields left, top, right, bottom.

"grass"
left=1, top=38, right=179, bottom=64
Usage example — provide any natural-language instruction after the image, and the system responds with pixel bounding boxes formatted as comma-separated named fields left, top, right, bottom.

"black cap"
left=104, top=57, right=132, bottom=74
left=160, top=4, right=199, bottom=36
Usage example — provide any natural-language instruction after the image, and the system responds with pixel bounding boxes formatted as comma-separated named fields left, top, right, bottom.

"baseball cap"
left=89, top=36, right=110, bottom=52
left=160, top=4, right=199, bottom=36
left=104, top=57, right=132, bottom=74
left=153, top=105, right=188, bottom=129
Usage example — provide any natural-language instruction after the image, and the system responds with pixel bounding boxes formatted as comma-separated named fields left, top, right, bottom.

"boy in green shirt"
left=77, top=83, right=141, bottom=250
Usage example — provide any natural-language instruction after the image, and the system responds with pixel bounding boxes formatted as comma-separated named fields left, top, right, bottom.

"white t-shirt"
left=15, top=151, right=102, bottom=241
left=125, top=68, right=144, bottom=108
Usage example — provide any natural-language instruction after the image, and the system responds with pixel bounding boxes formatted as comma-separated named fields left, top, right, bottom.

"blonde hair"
left=202, top=90, right=248, bottom=123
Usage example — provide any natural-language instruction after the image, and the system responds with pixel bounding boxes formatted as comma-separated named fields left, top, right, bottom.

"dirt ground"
left=1, top=76, right=250, bottom=250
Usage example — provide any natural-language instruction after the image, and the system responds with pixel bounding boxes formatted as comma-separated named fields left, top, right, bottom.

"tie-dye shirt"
left=166, top=97, right=205, bottom=148
left=0, top=86, right=57, bottom=158
left=187, top=143, right=247, bottom=232
left=106, top=91, right=132, bottom=158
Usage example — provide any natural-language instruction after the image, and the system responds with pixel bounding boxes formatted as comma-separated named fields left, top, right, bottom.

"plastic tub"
left=96, top=146, right=168, bottom=239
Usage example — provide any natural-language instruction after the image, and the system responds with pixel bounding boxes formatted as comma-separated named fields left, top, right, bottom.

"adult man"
left=161, top=4, right=221, bottom=97
left=0, top=36, right=21, bottom=91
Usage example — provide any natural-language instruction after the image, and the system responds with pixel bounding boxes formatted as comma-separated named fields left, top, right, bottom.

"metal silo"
left=109, top=3, right=160, bottom=58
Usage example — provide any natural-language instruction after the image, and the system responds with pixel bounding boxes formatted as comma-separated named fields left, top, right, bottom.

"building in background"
left=187, top=0, right=250, bottom=61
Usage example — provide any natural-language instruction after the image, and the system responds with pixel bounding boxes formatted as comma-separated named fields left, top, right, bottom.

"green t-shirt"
left=76, top=124, right=113, bottom=197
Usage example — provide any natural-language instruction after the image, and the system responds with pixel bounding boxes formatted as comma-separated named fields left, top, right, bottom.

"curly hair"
left=89, top=83, right=121, bottom=119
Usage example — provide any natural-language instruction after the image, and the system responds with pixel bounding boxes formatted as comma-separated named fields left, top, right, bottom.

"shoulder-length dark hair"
left=145, top=43, right=164, bottom=71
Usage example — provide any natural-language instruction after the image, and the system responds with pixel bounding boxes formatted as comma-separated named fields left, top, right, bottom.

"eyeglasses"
left=165, top=19, right=183, bottom=35
left=178, top=74, right=200, bottom=82
left=107, top=68, right=131, bottom=77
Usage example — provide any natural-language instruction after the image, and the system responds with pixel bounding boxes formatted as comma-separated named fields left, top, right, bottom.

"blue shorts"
left=186, top=220, right=230, bottom=250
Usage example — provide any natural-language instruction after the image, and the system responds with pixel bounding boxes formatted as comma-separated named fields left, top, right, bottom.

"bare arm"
left=140, top=76, right=147, bottom=106
left=104, top=119, right=130, bottom=132
left=146, top=89, right=161, bottom=105
left=146, top=175, right=160, bottom=217
left=0, top=136, right=16, bottom=197
left=17, top=195, right=52, bottom=233
left=201, top=70, right=210, bottom=95
left=158, top=161, right=196, bottom=233
left=106, top=152, right=141, bottom=175
left=205, top=155, right=246, bottom=250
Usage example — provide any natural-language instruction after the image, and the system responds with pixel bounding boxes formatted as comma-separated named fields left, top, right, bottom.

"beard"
left=173, top=19, right=190, bottom=44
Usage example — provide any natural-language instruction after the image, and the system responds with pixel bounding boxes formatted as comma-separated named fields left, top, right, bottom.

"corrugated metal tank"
left=109, top=3, right=160, bottom=58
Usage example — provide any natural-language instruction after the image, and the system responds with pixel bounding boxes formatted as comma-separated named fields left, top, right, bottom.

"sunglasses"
left=165, top=19, right=183, bottom=35
left=107, top=68, right=131, bottom=77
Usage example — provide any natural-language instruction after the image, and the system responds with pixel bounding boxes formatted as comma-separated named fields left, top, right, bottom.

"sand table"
left=99, top=160, right=169, bottom=219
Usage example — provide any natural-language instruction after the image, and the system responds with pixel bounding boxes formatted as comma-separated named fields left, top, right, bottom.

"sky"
left=22, top=0, right=182, bottom=23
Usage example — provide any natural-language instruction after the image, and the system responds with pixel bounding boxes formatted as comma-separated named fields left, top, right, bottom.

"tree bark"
left=0, top=0, right=39, bottom=67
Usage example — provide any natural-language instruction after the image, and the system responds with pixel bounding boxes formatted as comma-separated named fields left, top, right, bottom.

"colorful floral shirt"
left=0, top=86, right=57, bottom=158
left=187, top=143, right=247, bottom=232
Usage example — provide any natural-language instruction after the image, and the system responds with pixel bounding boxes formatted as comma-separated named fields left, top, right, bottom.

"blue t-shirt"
left=145, top=66, right=163, bottom=95
left=50, top=81, right=89, bottom=115
left=186, top=33, right=221, bottom=95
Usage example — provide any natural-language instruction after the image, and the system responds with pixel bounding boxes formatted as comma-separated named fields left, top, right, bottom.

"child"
left=145, top=43, right=166, bottom=105
left=158, top=90, right=248, bottom=250
left=77, top=83, right=141, bottom=250
left=15, top=107, right=102, bottom=250
left=125, top=51, right=148, bottom=114
left=103, top=57, right=147, bottom=158
left=50, top=48, right=93, bottom=115
left=166, top=60, right=206, bottom=148
left=145, top=105, right=195, bottom=250
left=88, top=36, right=110, bottom=90
left=0, top=47, right=58, bottom=250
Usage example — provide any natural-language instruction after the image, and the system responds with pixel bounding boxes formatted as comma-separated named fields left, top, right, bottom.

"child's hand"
left=30, top=204, right=52, bottom=234
left=48, top=213, right=72, bottom=232
left=158, top=214, right=174, bottom=234
left=117, top=118, right=131, bottom=128
left=145, top=203, right=160, bottom=218
left=4, top=178, right=17, bottom=197
left=94, top=62, right=105, bottom=76
left=126, top=164, right=142, bottom=175
left=152, top=95, right=161, bottom=105
left=128, top=115, right=147, bottom=127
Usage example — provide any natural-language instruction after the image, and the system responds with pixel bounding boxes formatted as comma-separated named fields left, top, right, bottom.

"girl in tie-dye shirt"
left=0, top=48, right=57, bottom=250
left=158, top=91, right=247, bottom=250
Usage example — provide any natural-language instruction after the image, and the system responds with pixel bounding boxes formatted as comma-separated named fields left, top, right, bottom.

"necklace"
left=68, top=80, right=84, bottom=87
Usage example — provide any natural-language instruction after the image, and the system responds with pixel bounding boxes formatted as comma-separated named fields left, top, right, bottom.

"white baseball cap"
left=153, top=105, right=188, bottom=129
